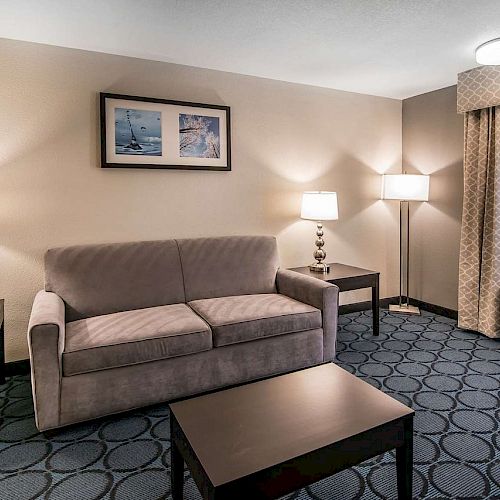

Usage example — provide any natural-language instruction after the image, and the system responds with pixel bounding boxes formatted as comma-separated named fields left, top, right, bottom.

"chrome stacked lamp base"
left=309, top=222, right=330, bottom=273
left=309, top=262, right=330, bottom=273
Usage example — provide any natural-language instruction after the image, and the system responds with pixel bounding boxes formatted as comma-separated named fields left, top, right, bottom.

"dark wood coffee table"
left=170, top=364, right=414, bottom=499
left=288, top=263, right=380, bottom=336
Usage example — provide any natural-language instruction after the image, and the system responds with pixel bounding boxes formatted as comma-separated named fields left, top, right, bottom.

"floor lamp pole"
left=399, top=200, right=403, bottom=307
left=390, top=200, right=420, bottom=315
left=405, top=200, right=409, bottom=306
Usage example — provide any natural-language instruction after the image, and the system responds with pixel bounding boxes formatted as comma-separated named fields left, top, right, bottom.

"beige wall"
left=402, top=86, right=464, bottom=310
left=0, top=39, right=402, bottom=361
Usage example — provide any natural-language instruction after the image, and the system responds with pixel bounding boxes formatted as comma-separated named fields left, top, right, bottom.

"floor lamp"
left=382, top=174, right=430, bottom=315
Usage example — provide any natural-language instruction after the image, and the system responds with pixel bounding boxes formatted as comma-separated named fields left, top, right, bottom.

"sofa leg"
left=41, top=429, right=60, bottom=439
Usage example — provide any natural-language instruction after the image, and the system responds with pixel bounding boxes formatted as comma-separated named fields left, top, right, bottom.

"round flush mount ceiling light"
left=475, top=38, right=500, bottom=65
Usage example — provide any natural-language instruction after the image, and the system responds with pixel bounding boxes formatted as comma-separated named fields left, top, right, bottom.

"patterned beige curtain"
left=458, top=106, right=500, bottom=338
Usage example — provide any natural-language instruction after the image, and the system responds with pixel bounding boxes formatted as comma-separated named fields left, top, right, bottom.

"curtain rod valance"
left=457, top=66, right=500, bottom=113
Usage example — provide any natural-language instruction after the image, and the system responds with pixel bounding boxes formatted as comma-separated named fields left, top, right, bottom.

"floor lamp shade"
left=382, top=174, right=429, bottom=315
left=300, top=191, right=338, bottom=273
left=382, top=174, right=429, bottom=201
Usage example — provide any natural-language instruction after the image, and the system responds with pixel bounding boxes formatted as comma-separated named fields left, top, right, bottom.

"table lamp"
left=382, top=173, right=429, bottom=314
left=301, top=191, right=339, bottom=273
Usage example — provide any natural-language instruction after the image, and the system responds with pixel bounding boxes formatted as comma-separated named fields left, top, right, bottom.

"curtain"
left=458, top=106, right=500, bottom=338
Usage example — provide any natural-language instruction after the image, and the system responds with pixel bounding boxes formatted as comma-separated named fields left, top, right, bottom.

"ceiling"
left=1, top=0, right=499, bottom=99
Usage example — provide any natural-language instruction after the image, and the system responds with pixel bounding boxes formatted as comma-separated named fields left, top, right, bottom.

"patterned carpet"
left=1, top=310, right=500, bottom=499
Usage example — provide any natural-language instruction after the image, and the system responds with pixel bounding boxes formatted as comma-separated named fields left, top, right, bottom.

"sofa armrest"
left=276, top=269, right=339, bottom=362
left=27, top=290, right=65, bottom=431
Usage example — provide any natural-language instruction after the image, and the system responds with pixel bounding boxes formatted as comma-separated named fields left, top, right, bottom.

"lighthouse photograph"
left=114, top=107, right=162, bottom=156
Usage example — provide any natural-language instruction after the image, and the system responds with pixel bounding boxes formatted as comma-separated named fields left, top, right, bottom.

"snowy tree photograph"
left=179, top=114, right=220, bottom=158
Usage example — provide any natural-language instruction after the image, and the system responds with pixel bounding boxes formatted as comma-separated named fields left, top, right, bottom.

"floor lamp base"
left=389, top=304, right=421, bottom=315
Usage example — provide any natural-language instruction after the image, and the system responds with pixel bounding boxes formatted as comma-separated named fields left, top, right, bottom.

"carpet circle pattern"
left=0, top=310, right=500, bottom=499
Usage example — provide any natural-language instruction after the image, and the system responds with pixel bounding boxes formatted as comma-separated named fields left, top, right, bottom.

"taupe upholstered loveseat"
left=28, top=235, right=339, bottom=431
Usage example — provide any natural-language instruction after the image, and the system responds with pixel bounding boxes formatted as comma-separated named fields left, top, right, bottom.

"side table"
left=0, top=300, right=4, bottom=384
left=288, top=263, right=380, bottom=336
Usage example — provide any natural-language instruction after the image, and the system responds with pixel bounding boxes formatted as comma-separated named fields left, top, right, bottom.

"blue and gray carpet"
left=1, top=310, right=500, bottom=499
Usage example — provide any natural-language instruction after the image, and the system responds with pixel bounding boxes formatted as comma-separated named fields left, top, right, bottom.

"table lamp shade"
left=382, top=174, right=429, bottom=202
left=301, top=192, right=339, bottom=221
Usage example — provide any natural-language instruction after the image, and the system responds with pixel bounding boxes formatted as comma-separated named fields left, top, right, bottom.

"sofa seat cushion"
left=63, top=304, right=212, bottom=376
left=189, top=294, right=321, bottom=347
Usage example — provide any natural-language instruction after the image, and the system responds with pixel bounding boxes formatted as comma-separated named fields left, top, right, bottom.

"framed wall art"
left=100, top=93, right=231, bottom=170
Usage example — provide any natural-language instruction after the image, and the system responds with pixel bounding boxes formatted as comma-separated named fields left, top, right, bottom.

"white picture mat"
left=105, top=98, right=228, bottom=166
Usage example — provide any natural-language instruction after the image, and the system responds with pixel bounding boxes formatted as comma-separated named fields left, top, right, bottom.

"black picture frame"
left=100, top=93, right=231, bottom=170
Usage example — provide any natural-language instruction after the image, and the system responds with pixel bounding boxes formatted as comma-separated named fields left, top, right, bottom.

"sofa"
left=28, top=235, right=339, bottom=431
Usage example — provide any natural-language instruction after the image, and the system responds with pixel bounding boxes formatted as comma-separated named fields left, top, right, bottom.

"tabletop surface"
left=170, top=363, right=413, bottom=486
left=288, top=263, right=378, bottom=282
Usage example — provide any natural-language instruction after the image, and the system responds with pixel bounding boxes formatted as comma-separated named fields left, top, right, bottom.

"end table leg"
left=396, top=417, right=413, bottom=500
left=372, top=275, right=380, bottom=336
left=0, top=307, right=5, bottom=385
left=171, top=418, right=184, bottom=500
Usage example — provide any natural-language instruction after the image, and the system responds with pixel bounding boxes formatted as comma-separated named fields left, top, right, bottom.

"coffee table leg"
left=396, top=417, right=413, bottom=500
left=372, top=275, right=380, bottom=336
left=171, top=418, right=184, bottom=500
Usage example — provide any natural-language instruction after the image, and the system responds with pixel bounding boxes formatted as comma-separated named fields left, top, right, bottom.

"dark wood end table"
left=0, top=300, right=4, bottom=385
left=288, top=263, right=380, bottom=336
left=170, top=364, right=414, bottom=499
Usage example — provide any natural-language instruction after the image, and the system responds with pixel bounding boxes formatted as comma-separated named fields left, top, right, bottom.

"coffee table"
left=170, top=364, right=414, bottom=499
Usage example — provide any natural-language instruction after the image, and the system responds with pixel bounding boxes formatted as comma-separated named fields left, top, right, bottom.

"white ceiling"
left=1, top=0, right=499, bottom=99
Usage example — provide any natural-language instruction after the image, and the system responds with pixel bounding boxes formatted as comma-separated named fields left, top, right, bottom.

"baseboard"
left=5, top=358, right=30, bottom=377
left=339, top=296, right=458, bottom=320
left=408, top=298, right=458, bottom=320
left=339, top=297, right=398, bottom=315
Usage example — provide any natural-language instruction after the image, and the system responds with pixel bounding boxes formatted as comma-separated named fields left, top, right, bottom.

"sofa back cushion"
left=45, top=240, right=185, bottom=321
left=177, top=235, right=279, bottom=301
